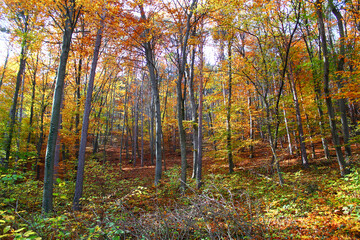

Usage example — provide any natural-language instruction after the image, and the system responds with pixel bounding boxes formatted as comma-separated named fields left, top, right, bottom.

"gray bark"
left=175, top=0, right=198, bottom=191
left=139, top=5, right=163, bottom=185
left=2, top=15, right=28, bottom=168
left=0, top=42, right=10, bottom=91
left=301, top=24, right=331, bottom=160
left=283, top=106, right=293, bottom=155
left=27, top=52, right=39, bottom=148
left=42, top=14, right=76, bottom=213
left=288, top=64, right=309, bottom=168
left=227, top=41, right=234, bottom=174
left=316, top=0, right=348, bottom=176
left=329, top=0, right=352, bottom=158
left=188, top=46, right=198, bottom=179
left=196, top=34, right=204, bottom=189
left=73, top=22, right=103, bottom=211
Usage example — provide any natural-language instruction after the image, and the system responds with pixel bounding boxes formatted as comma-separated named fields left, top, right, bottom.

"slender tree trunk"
left=35, top=72, right=49, bottom=180
left=133, top=84, right=139, bottom=167
left=0, top=42, right=10, bottom=91
left=265, top=103, right=284, bottom=185
left=329, top=0, right=352, bottom=158
left=149, top=99, right=155, bottom=165
left=119, top=79, right=129, bottom=170
left=248, top=93, right=255, bottom=158
left=139, top=5, right=163, bottom=186
left=140, top=77, right=145, bottom=167
left=2, top=35, right=27, bottom=168
left=27, top=53, right=40, bottom=148
left=288, top=64, right=309, bottom=168
left=54, top=95, right=64, bottom=179
left=196, top=33, right=204, bottom=189
left=227, top=41, right=234, bottom=174
left=316, top=0, right=347, bottom=176
left=177, top=71, right=187, bottom=190
left=75, top=58, right=82, bottom=156
left=283, top=106, right=293, bottom=155
left=302, top=27, right=331, bottom=160
left=175, top=0, right=198, bottom=191
left=188, top=46, right=198, bottom=179
left=16, top=74, right=25, bottom=165
left=73, top=22, right=103, bottom=210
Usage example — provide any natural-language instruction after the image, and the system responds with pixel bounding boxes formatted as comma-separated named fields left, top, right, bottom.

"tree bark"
left=196, top=32, right=204, bottom=189
left=288, top=64, right=309, bottom=168
left=175, top=0, right=198, bottom=191
left=139, top=5, right=163, bottom=185
left=227, top=41, right=234, bottom=174
left=2, top=18, right=28, bottom=168
left=316, top=0, right=348, bottom=176
left=188, top=46, right=198, bottom=179
left=73, top=21, right=103, bottom=211
left=329, top=0, right=352, bottom=158
left=43, top=17, right=76, bottom=213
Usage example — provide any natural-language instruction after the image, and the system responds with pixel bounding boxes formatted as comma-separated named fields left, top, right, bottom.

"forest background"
left=0, top=0, right=359, bottom=239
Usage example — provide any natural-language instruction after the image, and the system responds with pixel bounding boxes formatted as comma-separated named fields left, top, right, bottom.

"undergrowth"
left=1, top=157, right=359, bottom=239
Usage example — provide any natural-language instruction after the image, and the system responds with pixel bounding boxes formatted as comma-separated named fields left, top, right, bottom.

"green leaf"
left=3, top=225, right=11, bottom=234
left=23, top=230, right=36, bottom=237
left=14, top=227, right=25, bottom=233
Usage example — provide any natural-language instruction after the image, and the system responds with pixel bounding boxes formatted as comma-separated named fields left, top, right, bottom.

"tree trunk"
left=188, top=46, right=198, bottom=179
left=283, top=106, right=293, bottom=155
left=288, top=64, right=309, bottom=168
left=139, top=5, right=163, bottom=186
left=140, top=77, right=145, bottom=167
left=176, top=0, right=198, bottom=191
left=27, top=53, right=39, bottom=148
left=2, top=32, right=27, bottom=168
left=196, top=32, right=204, bottom=189
left=302, top=26, right=331, bottom=160
left=149, top=99, right=155, bottom=165
left=73, top=22, right=103, bottom=211
left=227, top=41, right=234, bottom=174
left=42, top=16, right=76, bottom=213
left=133, top=84, right=139, bottom=167
left=329, top=0, right=352, bottom=158
left=0, top=42, right=10, bottom=91
left=75, top=58, right=82, bottom=156
left=316, top=0, right=348, bottom=176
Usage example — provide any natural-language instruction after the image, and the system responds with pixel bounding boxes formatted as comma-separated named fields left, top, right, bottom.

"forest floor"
left=1, top=139, right=360, bottom=239
left=96, top=139, right=360, bottom=239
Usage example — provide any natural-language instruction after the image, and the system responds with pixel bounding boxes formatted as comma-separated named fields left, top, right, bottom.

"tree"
left=42, top=0, right=81, bottom=214
left=315, top=0, right=348, bottom=176
left=139, top=3, right=163, bottom=185
left=1, top=2, right=30, bottom=168
left=73, top=15, right=104, bottom=211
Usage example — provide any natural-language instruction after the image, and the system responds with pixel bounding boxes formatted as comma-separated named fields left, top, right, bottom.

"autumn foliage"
left=0, top=0, right=359, bottom=238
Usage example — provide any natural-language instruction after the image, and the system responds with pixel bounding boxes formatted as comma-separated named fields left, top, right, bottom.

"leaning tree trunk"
left=329, top=0, right=352, bottom=158
left=2, top=30, right=27, bottom=169
left=316, top=0, right=347, bottom=176
left=73, top=22, right=103, bottom=211
left=302, top=26, right=331, bottom=161
left=0, top=42, right=10, bottom=91
left=43, top=15, right=77, bottom=214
